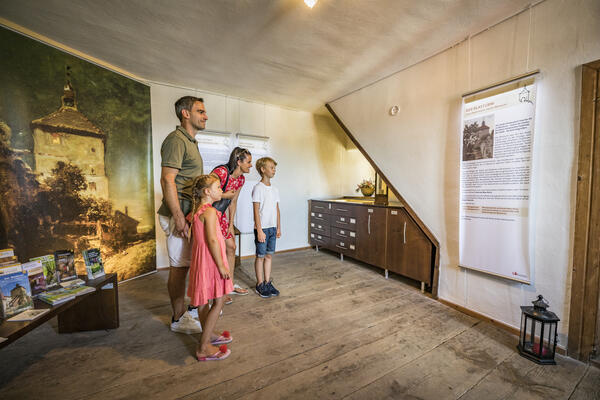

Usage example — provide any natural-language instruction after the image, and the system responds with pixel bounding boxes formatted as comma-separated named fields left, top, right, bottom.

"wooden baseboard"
left=438, top=298, right=567, bottom=356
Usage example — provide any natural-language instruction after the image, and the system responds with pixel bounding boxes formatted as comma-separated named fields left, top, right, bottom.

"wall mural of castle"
left=0, top=27, right=155, bottom=281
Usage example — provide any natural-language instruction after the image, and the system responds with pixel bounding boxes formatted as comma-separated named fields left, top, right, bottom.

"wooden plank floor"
left=0, top=249, right=598, bottom=399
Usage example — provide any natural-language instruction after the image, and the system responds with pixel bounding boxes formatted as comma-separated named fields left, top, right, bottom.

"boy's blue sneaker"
left=266, top=280, right=279, bottom=297
left=255, top=282, right=270, bottom=298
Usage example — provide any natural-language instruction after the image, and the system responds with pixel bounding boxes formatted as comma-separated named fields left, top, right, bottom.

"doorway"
left=568, top=59, right=600, bottom=365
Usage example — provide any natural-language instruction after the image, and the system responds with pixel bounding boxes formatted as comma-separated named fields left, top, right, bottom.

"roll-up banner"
left=459, top=72, right=538, bottom=283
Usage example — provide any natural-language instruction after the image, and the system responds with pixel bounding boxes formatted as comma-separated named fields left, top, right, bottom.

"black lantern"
left=517, top=295, right=560, bottom=365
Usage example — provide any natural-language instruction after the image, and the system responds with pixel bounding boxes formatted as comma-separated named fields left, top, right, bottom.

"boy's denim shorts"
left=254, top=227, right=277, bottom=258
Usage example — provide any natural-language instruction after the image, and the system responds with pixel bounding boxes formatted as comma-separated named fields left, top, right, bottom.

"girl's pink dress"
left=187, top=203, right=233, bottom=306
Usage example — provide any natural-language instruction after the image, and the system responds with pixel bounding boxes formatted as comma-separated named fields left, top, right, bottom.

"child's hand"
left=257, top=229, right=266, bottom=243
left=218, top=266, right=231, bottom=280
left=277, top=227, right=281, bottom=238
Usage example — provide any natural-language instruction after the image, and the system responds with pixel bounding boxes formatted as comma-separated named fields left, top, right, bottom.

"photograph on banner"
left=459, top=80, right=537, bottom=283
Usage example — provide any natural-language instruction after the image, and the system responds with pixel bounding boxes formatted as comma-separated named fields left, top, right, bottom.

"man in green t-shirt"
left=158, top=96, right=207, bottom=334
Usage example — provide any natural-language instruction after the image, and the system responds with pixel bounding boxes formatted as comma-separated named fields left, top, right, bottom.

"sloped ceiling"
left=0, top=0, right=533, bottom=112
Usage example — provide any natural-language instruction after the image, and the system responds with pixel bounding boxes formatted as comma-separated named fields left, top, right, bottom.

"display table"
left=0, top=273, right=119, bottom=349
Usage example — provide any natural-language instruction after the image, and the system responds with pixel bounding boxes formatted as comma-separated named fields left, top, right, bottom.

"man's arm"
left=160, top=166, right=188, bottom=238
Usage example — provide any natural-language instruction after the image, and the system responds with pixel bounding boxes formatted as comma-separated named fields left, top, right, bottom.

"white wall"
left=329, top=0, right=600, bottom=345
left=151, top=83, right=373, bottom=268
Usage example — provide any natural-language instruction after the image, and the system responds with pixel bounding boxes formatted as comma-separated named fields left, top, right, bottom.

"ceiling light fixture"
left=304, top=0, right=318, bottom=9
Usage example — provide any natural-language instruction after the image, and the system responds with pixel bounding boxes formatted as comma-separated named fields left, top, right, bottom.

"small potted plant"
left=356, top=179, right=375, bottom=197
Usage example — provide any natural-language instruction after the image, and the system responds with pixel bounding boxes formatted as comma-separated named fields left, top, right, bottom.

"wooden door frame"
left=568, top=59, right=600, bottom=362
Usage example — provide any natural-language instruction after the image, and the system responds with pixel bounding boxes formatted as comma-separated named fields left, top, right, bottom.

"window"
left=195, top=130, right=233, bottom=174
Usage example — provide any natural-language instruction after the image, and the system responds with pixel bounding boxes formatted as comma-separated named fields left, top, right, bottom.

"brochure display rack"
left=0, top=273, right=118, bottom=349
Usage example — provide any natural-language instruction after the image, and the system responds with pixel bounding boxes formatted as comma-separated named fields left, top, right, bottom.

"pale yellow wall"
left=329, top=0, right=600, bottom=345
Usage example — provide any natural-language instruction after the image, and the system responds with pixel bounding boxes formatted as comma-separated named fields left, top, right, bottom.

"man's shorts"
left=254, top=227, right=277, bottom=258
left=159, top=214, right=191, bottom=267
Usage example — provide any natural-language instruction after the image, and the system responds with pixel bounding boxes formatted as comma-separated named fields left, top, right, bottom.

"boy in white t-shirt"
left=252, top=157, right=281, bottom=298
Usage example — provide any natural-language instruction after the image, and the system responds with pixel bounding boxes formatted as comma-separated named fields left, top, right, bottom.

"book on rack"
left=83, top=248, right=105, bottom=280
left=65, top=285, right=96, bottom=296
left=54, top=250, right=77, bottom=282
left=37, top=287, right=75, bottom=306
left=0, top=271, right=34, bottom=319
left=0, top=262, right=22, bottom=275
left=60, top=278, right=85, bottom=288
left=22, top=261, right=47, bottom=297
left=38, top=284, right=95, bottom=305
left=0, top=248, right=14, bottom=259
left=30, top=255, right=60, bottom=288
left=7, top=308, right=50, bottom=322
left=0, top=255, right=18, bottom=266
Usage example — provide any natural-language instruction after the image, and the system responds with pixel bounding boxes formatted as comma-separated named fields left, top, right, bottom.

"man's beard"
left=191, top=121, right=205, bottom=131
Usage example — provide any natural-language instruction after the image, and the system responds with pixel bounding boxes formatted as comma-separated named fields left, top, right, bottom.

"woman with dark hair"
left=211, top=147, right=252, bottom=301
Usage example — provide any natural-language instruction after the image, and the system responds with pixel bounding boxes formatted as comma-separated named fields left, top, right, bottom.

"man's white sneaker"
left=170, top=311, right=203, bottom=334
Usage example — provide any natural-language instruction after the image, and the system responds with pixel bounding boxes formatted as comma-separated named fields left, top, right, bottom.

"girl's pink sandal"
left=211, top=330, right=232, bottom=345
left=197, top=345, right=230, bottom=361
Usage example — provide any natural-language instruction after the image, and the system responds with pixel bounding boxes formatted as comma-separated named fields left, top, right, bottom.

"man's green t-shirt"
left=157, top=126, right=204, bottom=217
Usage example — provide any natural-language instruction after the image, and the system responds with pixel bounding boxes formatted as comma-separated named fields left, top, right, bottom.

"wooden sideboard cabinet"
left=355, top=206, right=387, bottom=267
left=309, top=199, right=435, bottom=291
left=386, top=208, right=433, bottom=285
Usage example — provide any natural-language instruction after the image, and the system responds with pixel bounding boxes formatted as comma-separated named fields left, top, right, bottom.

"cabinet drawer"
left=310, top=201, right=331, bottom=214
left=331, top=215, right=357, bottom=230
left=309, top=220, right=330, bottom=236
left=309, top=211, right=330, bottom=224
left=309, top=232, right=329, bottom=247
left=332, top=239, right=356, bottom=256
left=331, top=227, right=357, bottom=242
left=331, top=203, right=356, bottom=217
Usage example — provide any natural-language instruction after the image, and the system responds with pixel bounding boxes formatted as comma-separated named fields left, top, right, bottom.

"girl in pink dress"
left=187, top=174, right=234, bottom=361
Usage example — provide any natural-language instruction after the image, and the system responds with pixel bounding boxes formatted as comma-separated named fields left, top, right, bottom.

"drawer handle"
left=350, top=218, right=356, bottom=224
left=310, top=233, right=314, bottom=238
left=311, top=223, right=315, bottom=227
left=318, top=225, right=322, bottom=229
left=340, top=242, right=345, bottom=246
left=368, top=209, right=373, bottom=213
left=340, top=230, right=345, bottom=234
left=350, top=245, right=355, bottom=250
left=368, top=215, right=371, bottom=234
left=318, top=214, right=323, bottom=218
left=403, top=221, right=407, bottom=244
left=337, top=208, right=349, bottom=212
left=350, top=232, right=355, bottom=237
left=311, top=212, right=315, bottom=216
left=318, top=235, right=322, bottom=239
left=391, top=210, right=398, bottom=215
left=340, top=217, right=345, bottom=222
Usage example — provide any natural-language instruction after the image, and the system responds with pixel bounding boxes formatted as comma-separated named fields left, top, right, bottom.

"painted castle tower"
left=30, top=82, right=109, bottom=199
